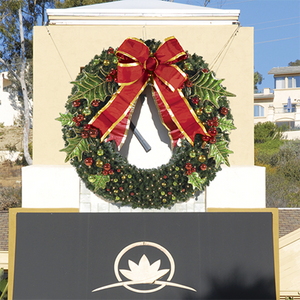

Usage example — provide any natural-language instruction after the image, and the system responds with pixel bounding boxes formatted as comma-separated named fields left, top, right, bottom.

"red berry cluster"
left=85, top=157, right=93, bottom=166
left=185, top=163, right=196, bottom=175
left=185, top=162, right=207, bottom=175
left=192, top=96, right=199, bottom=105
left=106, top=68, right=118, bottom=83
left=102, top=163, right=114, bottom=175
left=203, top=116, right=219, bottom=144
left=220, top=106, right=228, bottom=115
left=73, top=99, right=81, bottom=107
left=207, top=116, right=219, bottom=127
left=107, top=47, right=114, bottom=55
left=72, top=114, right=84, bottom=127
left=91, top=100, right=100, bottom=107
left=81, top=124, right=99, bottom=139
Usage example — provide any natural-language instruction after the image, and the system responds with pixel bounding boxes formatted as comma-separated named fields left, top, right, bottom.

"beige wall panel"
left=33, top=25, right=253, bottom=165
left=279, top=228, right=300, bottom=291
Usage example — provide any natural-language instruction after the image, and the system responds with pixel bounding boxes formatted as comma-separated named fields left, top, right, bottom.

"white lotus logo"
left=92, top=241, right=196, bottom=294
left=120, top=254, right=169, bottom=283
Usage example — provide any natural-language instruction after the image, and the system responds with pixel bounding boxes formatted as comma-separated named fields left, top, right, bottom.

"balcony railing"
left=273, top=107, right=296, bottom=114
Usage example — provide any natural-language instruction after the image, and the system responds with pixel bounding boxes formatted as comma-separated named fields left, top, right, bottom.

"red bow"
left=90, top=37, right=209, bottom=149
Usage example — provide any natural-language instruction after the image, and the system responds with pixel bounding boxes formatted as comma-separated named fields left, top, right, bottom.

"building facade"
left=254, top=66, right=300, bottom=133
left=0, top=72, right=20, bottom=126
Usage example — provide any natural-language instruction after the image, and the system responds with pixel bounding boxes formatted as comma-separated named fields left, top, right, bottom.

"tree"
left=0, top=1, right=56, bottom=165
left=254, top=71, right=263, bottom=91
left=54, top=0, right=115, bottom=8
left=288, top=59, right=300, bottom=66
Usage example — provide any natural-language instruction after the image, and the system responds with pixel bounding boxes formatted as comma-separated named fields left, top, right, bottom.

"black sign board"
left=13, top=212, right=276, bottom=300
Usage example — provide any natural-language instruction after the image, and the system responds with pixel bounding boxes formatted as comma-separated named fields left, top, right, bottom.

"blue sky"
left=173, top=0, right=300, bottom=91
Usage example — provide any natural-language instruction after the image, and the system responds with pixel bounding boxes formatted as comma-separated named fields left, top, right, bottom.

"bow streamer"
left=89, top=37, right=209, bottom=149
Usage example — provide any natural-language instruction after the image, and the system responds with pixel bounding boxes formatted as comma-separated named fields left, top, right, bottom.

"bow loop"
left=154, top=37, right=187, bottom=64
left=116, top=38, right=149, bottom=64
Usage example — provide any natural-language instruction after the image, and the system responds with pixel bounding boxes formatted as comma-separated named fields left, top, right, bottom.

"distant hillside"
left=0, top=126, right=32, bottom=152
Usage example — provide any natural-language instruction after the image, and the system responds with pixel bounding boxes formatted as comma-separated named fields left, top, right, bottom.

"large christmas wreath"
left=57, top=37, right=236, bottom=209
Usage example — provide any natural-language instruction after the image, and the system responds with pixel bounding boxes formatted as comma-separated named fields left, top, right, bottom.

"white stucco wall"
left=0, top=72, right=20, bottom=126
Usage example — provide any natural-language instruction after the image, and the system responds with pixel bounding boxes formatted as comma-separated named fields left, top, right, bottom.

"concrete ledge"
left=0, top=251, right=8, bottom=270
left=21, top=165, right=266, bottom=210
left=206, top=165, right=266, bottom=208
left=22, top=165, right=80, bottom=208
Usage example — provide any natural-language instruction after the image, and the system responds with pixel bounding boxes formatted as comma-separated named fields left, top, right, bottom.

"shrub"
left=0, top=185, right=22, bottom=210
left=254, top=122, right=283, bottom=144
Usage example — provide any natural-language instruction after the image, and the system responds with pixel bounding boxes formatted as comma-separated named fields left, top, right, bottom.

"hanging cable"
left=210, top=23, right=240, bottom=72
left=45, top=26, right=73, bottom=81
left=142, top=25, right=147, bottom=41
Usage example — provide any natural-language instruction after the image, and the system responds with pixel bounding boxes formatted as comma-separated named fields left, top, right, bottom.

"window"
left=288, top=77, right=293, bottom=88
left=284, top=104, right=296, bottom=113
left=286, top=76, right=300, bottom=88
left=295, top=76, right=300, bottom=87
left=276, top=121, right=295, bottom=130
left=254, top=105, right=264, bottom=117
left=275, top=77, right=285, bottom=89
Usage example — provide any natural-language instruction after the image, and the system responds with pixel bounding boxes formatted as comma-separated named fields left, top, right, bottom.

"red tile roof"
left=0, top=211, right=9, bottom=251
left=279, top=208, right=300, bottom=238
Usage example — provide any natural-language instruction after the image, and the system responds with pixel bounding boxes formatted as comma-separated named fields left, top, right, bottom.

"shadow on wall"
left=185, top=268, right=276, bottom=300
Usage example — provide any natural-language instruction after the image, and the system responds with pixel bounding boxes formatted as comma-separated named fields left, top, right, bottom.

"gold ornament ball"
left=122, top=175, right=126, bottom=180
left=162, top=182, right=166, bottom=187
left=196, top=108, right=203, bottom=115
left=96, top=160, right=103, bottom=167
left=162, top=199, right=167, bottom=203
left=198, top=155, right=206, bottom=163
left=103, top=59, right=110, bottom=66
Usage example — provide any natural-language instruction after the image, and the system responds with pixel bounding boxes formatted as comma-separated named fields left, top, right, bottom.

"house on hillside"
left=254, top=66, right=300, bottom=138
left=0, top=72, right=20, bottom=126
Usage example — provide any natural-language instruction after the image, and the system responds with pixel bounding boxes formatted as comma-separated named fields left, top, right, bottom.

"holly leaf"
left=190, top=72, right=235, bottom=108
left=55, top=112, right=75, bottom=127
left=218, top=117, right=236, bottom=133
left=60, top=136, right=90, bottom=162
left=67, top=68, right=115, bottom=106
left=208, top=140, right=233, bottom=168
left=188, top=172, right=206, bottom=191
left=94, top=174, right=110, bottom=191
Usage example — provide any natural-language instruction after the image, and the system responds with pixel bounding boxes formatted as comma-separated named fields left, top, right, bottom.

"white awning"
left=47, top=0, right=240, bottom=25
